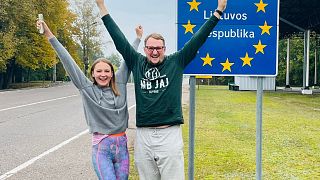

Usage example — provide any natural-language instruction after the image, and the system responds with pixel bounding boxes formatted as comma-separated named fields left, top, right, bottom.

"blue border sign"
left=178, top=0, right=279, bottom=76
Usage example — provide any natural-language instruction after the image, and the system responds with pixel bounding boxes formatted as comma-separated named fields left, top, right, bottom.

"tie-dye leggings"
left=92, top=134, right=129, bottom=180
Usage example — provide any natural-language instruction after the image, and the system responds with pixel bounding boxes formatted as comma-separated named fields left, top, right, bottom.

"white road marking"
left=0, top=103, right=136, bottom=179
left=0, top=95, right=78, bottom=112
left=0, top=130, right=89, bottom=180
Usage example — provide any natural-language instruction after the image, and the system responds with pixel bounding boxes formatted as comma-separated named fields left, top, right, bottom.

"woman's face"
left=92, top=62, right=113, bottom=87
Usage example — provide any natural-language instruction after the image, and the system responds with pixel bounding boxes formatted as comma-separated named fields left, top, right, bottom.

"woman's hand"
left=36, top=20, right=54, bottom=39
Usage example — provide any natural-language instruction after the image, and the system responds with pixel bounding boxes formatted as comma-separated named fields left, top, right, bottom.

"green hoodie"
left=102, top=14, right=219, bottom=127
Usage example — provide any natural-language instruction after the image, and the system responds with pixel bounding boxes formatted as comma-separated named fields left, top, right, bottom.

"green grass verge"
left=129, top=85, right=320, bottom=179
left=8, top=81, right=52, bottom=89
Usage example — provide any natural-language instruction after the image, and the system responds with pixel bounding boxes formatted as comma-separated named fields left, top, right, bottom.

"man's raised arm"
left=177, top=0, right=227, bottom=67
left=214, top=0, right=227, bottom=19
left=116, top=25, right=143, bottom=83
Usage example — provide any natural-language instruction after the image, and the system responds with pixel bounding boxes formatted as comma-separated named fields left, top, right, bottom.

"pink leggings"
left=92, top=134, right=129, bottom=180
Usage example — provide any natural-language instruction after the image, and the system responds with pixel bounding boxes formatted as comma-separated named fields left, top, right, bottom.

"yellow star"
left=201, top=53, right=215, bottom=66
left=187, top=0, right=201, bottom=12
left=240, top=52, right=254, bottom=67
left=253, top=40, right=267, bottom=54
left=259, top=21, right=272, bottom=35
left=220, top=58, right=234, bottom=72
left=182, top=20, right=196, bottom=34
left=255, top=0, right=268, bottom=13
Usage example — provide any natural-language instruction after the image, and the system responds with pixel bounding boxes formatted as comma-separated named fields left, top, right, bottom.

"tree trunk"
left=2, top=58, right=16, bottom=89
left=15, top=65, right=23, bottom=83
left=27, top=68, right=30, bottom=82
left=0, top=73, right=4, bottom=89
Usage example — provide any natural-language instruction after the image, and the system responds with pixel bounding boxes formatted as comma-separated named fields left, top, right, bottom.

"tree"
left=0, top=0, right=18, bottom=72
left=0, top=0, right=18, bottom=87
left=277, top=33, right=318, bottom=87
left=0, top=0, right=46, bottom=88
left=33, top=0, right=81, bottom=82
left=0, top=0, right=82, bottom=89
left=71, top=1, right=103, bottom=75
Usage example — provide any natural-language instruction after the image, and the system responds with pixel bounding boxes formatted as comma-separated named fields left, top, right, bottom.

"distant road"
left=0, top=82, right=136, bottom=180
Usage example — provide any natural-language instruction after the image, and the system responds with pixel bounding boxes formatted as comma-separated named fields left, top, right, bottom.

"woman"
left=37, top=20, right=143, bottom=180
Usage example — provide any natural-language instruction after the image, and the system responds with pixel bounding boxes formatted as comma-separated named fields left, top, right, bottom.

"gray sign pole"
left=256, top=77, right=263, bottom=180
left=188, top=76, right=196, bottom=180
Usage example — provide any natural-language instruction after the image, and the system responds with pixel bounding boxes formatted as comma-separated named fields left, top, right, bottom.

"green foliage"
left=1, top=0, right=56, bottom=70
left=277, top=34, right=319, bottom=86
left=71, top=1, right=103, bottom=67
left=197, top=76, right=234, bottom=85
left=0, top=0, right=18, bottom=72
left=0, top=0, right=84, bottom=88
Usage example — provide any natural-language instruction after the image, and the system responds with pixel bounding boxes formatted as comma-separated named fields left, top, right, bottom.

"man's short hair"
left=144, top=33, right=166, bottom=47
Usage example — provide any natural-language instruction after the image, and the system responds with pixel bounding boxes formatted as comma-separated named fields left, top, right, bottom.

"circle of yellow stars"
left=182, top=0, right=273, bottom=73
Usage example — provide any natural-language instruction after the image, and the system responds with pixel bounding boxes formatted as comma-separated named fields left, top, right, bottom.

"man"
left=95, top=0, right=227, bottom=179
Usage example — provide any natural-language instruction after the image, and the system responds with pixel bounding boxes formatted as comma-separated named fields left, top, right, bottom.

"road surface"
left=0, top=82, right=136, bottom=180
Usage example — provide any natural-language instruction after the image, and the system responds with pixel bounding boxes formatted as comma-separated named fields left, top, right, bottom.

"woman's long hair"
left=90, top=58, right=120, bottom=96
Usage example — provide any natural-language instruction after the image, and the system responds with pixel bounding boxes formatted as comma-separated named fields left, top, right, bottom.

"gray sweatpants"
left=134, top=125, right=185, bottom=180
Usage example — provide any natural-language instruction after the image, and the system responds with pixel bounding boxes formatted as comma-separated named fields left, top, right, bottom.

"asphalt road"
left=0, top=82, right=136, bottom=180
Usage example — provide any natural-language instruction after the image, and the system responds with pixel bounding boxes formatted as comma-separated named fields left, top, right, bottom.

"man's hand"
left=135, top=25, right=143, bottom=40
left=214, top=0, right=227, bottom=18
left=217, top=0, right=227, bottom=12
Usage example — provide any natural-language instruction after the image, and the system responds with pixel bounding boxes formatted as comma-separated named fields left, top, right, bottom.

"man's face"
left=144, top=37, right=166, bottom=65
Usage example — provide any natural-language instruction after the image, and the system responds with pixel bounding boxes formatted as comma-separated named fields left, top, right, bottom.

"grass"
left=128, top=85, right=320, bottom=179
left=7, top=81, right=53, bottom=89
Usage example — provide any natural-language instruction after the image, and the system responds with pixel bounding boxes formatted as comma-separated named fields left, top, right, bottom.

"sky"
left=95, top=0, right=177, bottom=56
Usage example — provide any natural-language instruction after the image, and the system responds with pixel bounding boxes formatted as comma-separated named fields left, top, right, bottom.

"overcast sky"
left=94, top=0, right=177, bottom=56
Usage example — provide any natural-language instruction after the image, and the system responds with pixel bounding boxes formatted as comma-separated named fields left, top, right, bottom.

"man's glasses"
left=145, top=46, right=165, bottom=53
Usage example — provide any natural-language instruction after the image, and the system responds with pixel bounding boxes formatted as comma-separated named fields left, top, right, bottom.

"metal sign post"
left=256, top=77, right=263, bottom=180
left=188, top=76, right=196, bottom=180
